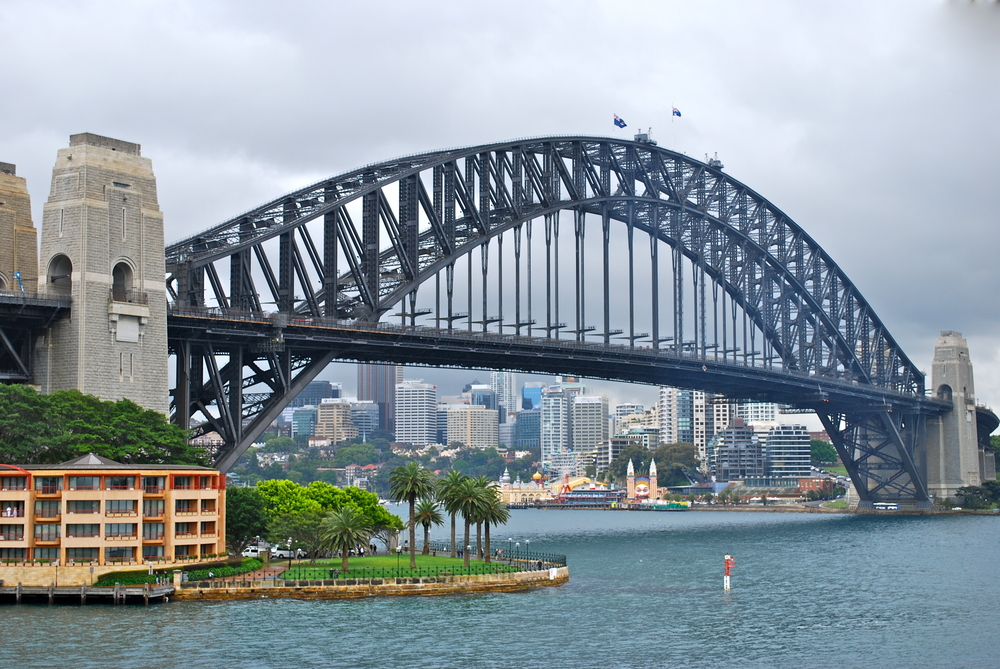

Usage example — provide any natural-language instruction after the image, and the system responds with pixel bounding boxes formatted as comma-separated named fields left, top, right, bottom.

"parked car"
left=241, top=546, right=261, bottom=557
left=270, top=547, right=308, bottom=559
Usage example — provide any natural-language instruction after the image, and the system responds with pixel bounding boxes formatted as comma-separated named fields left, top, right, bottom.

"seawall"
left=173, top=566, right=570, bottom=600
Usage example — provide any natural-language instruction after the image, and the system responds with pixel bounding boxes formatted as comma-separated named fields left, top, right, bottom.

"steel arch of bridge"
left=166, top=136, right=944, bottom=506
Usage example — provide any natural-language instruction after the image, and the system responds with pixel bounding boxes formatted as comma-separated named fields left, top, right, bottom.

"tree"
left=320, top=507, right=371, bottom=573
left=956, top=486, right=992, bottom=509
left=268, top=508, right=329, bottom=558
left=413, top=498, right=444, bottom=554
left=810, top=439, right=839, bottom=465
left=262, top=436, right=296, bottom=453
left=470, top=475, right=493, bottom=557
left=437, top=470, right=469, bottom=558
left=608, top=443, right=652, bottom=482
left=388, top=462, right=436, bottom=569
left=333, top=442, right=380, bottom=467
left=225, top=487, right=269, bottom=555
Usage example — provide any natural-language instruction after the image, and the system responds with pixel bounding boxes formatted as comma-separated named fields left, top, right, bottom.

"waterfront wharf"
left=0, top=582, right=173, bottom=605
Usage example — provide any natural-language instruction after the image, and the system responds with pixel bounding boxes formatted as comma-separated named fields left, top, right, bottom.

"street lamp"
left=525, top=539, right=529, bottom=558
left=396, top=545, right=402, bottom=574
left=515, top=542, right=519, bottom=561
left=287, top=537, right=293, bottom=576
left=508, top=538, right=512, bottom=563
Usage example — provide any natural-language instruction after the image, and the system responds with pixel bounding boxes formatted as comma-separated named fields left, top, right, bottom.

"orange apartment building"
left=0, top=453, right=226, bottom=566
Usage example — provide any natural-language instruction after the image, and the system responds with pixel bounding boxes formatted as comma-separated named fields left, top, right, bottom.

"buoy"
left=724, top=553, right=735, bottom=591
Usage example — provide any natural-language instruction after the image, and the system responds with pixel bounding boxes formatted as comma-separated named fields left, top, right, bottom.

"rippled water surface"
left=5, top=510, right=999, bottom=668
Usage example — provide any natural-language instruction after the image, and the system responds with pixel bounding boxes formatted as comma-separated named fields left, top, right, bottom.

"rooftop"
left=11, top=452, right=216, bottom=472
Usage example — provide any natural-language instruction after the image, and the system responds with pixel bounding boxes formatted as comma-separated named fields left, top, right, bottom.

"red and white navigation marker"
left=724, top=553, right=735, bottom=591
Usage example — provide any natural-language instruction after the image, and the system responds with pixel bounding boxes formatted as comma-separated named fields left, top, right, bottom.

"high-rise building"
left=572, top=396, right=609, bottom=469
left=540, top=388, right=568, bottom=468
left=394, top=380, right=437, bottom=446
left=291, top=406, right=318, bottom=438
left=490, top=371, right=518, bottom=419
left=349, top=401, right=379, bottom=440
left=764, top=424, right=811, bottom=479
left=358, top=363, right=402, bottom=433
left=736, top=401, right=778, bottom=424
left=615, top=403, right=644, bottom=421
left=445, top=406, right=499, bottom=449
left=515, top=409, right=540, bottom=448
left=469, top=384, right=497, bottom=412
left=290, top=381, right=339, bottom=408
left=316, top=399, right=358, bottom=444
left=521, top=382, right=546, bottom=410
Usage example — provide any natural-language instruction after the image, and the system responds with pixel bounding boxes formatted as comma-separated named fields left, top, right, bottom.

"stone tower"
left=649, top=458, right=658, bottom=501
left=925, top=331, right=981, bottom=500
left=0, top=162, right=39, bottom=292
left=626, top=458, right=635, bottom=500
left=36, top=134, right=167, bottom=413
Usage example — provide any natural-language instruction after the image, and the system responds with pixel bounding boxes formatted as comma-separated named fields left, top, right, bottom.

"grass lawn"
left=822, top=499, right=848, bottom=509
left=278, top=553, right=524, bottom=580
left=824, top=466, right=848, bottom=477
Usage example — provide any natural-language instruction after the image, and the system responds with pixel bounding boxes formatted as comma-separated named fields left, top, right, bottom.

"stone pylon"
left=925, top=331, right=982, bottom=500
left=0, top=162, right=39, bottom=292
left=36, top=134, right=167, bottom=413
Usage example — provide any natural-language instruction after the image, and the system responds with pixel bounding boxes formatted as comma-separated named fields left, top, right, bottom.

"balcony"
left=109, top=287, right=148, bottom=305
left=34, top=537, right=61, bottom=545
left=174, top=510, right=198, bottom=516
left=174, top=531, right=198, bottom=538
left=67, top=485, right=99, bottom=491
left=142, top=533, right=165, bottom=542
left=0, top=533, right=24, bottom=541
left=105, top=512, right=138, bottom=518
left=35, top=511, right=61, bottom=521
left=200, top=509, right=217, bottom=516
left=35, top=486, right=61, bottom=496
left=1, top=510, right=25, bottom=518
left=199, top=532, right=217, bottom=539
left=65, top=532, right=100, bottom=538
left=142, top=486, right=165, bottom=495
left=105, top=533, right=137, bottom=540
left=0, top=484, right=26, bottom=492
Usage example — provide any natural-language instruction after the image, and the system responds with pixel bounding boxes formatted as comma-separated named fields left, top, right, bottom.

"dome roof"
left=532, top=471, right=542, bottom=480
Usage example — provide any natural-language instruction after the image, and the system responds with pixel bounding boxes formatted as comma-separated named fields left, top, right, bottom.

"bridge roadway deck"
left=167, top=308, right=949, bottom=415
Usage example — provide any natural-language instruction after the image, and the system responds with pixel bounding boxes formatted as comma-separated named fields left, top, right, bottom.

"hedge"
left=94, top=558, right=262, bottom=586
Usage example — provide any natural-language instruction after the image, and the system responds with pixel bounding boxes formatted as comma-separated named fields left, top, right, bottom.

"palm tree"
left=454, top=478, right=489, bottom=568
left=319, top=507, right=371, bottom=574
left=413, top=498, right=444, bottom=554
left=388, top=462, right=435, bottom=569
left=471, top=475, right=493, bottom=558
left=437, top=470, right=468, bottom=558
left=479, top=487, right=511, bottom=564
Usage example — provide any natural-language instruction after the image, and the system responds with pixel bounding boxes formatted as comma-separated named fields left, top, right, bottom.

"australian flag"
left=614, top=114, right=627, bottom=128
left=672, top=107, right=682, bottom=117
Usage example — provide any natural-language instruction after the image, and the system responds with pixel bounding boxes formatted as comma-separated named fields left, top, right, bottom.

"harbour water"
left=4, top=509, right=998, bottom=668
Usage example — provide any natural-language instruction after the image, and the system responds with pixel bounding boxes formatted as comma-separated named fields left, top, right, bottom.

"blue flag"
left=614, top=114, right=627, bottom=128
left=672, top=107, right=682, bottom=118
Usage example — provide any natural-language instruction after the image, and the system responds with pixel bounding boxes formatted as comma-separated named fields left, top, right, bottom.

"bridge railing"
left=0, top=289, right=71, bottom=307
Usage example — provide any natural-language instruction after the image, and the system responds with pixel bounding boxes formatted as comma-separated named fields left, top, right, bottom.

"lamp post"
left=287, top=537, right=293, bottom=577
left=515, top=542, right=519, bottom=562
left=525, top=539, right=530, bottom=560
left=508, top=538, right=512, bottom=564
left=396, top=545, right=402, bottom=574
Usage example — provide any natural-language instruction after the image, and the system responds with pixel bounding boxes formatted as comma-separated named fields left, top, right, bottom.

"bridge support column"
left=925, top=331, right=985, bottom=501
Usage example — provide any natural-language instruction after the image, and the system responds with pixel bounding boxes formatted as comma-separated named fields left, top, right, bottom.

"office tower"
left=515, top=409, right=540, bottom=448
left=445, top=405, right=499, bottom=449
left=290, top=381, right=338, bottom=408
left=540, top=387, right=568, bottom=467
left=394, top=379, right=437, bottom=445
left=572, top=396, right=609, bottom=469
left=349, top=401, right=379, bottom=440
left=358, top=363, right=402, bottom=433
left=521, top=382, right=546, bottom=410
left=490, top=371, right=518, bottom=419
left=316, top=399, right=358, bottom=444
left=291, top=406, right=318, bottom=437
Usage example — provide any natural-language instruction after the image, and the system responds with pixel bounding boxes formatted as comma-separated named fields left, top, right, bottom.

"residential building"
left=515, top=409, right=541, bottom=448
left=395, top=380, right=438, bottom=446
left=0, top=453, right=225, bottom=567
left=349, top=401, right=380, bottom=440
left=737, top=401, right=779, bottom=424
left=764, top=424, right=811, bottom=479
left=572, top=396, right=609, bottom=469
left=709, top=418, right=767, bottom=481
left=490, top=371, right=518, bottom=420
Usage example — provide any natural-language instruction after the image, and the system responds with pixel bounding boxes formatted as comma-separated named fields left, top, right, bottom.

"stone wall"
left=0, top=560, right=193, bottom=587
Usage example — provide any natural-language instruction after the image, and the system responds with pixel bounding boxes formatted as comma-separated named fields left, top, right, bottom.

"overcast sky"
left=3, top=0, right=999, bottom=419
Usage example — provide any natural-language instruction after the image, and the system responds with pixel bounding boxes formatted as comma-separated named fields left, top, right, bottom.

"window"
left=105, top=523, right=136, bottom=538
left=35, top=477, right=62, bottom=494
left=200, top=499, right=216, bottom=513
left=68, top=476, right=100, bottom=491
left=0, top=524, right=23, bottom=541
left=174, top=522, right=194, bottom=537
left=200, top=476, right=214, bottom=490
left=105, top=546, right=135, bottom=562
left=34, top=500, right=60, bottom=518
left=106, top=476, right=135, bottom=491
left=174, top=545, right=193, bottom=558
left=34, top=525, right=60, bottom=541
left=0, top=548, right=26, bottom=559
left=175, top=499, right=196, bottom=513
left=0, top=477, right=26, bottom=491
left=200, top=521, right=216, bottom=535
left=173, top=476, right=193, bottom=490
left=66, top=547, right=99, bottom=561
left=142, top=546, right=164, bottom=560
left=59, top=208, right=64, bottom=237
left=142, top=477, right=165, bottom=494
left=66, top=524, right=100, bottom=538
left=34, top=547, right=60, bottom=559
left=106, top=499, right=137, bottom=515
left=67, top=500, right=100, bottom=514
left=143, top=499, right=164, bottom=517
left=1, top=502, right=24, bottom=517
left=142, top=522, right=164, bottom=540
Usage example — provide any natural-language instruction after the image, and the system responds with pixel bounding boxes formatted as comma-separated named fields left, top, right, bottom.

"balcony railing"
left=143, top=486, right=165, bottom=494
left=34, top=536, right=60, bottom=544
left=68, top=485, right=99, bottom=491
left=0, top=533, right=24, bottom=541
left=174, top=510, right=198, bottom=516
left=66, top=532, right=100, bottom=538
left=36, top=486, right=61, bottom=495
left=105, top=532, right=137, bottom=539
left=1, top=510, right=24, bottom=518
left=142, top=533, right=165, bottom=541
left=109, top=287, right=149, bottom=305
left=106, top=485, right=135, bottom=491
left=173, top=484, right=194, bottom=490
left=35, top=510, right=60, bottom=519
left=200, top=509, right=216, bottom=515
left=0, top=484, right=26, bottom=491
left=105, top=511, right=138, bottom=517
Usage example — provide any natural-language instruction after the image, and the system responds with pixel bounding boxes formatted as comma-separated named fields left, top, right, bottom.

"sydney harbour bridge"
left=2, top=133, right=992, bottom=509
left=161, top=135, right=966, bottom=508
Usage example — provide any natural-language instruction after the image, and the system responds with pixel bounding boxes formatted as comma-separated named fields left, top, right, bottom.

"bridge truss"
left=166, top=136, right=946, bottom=506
